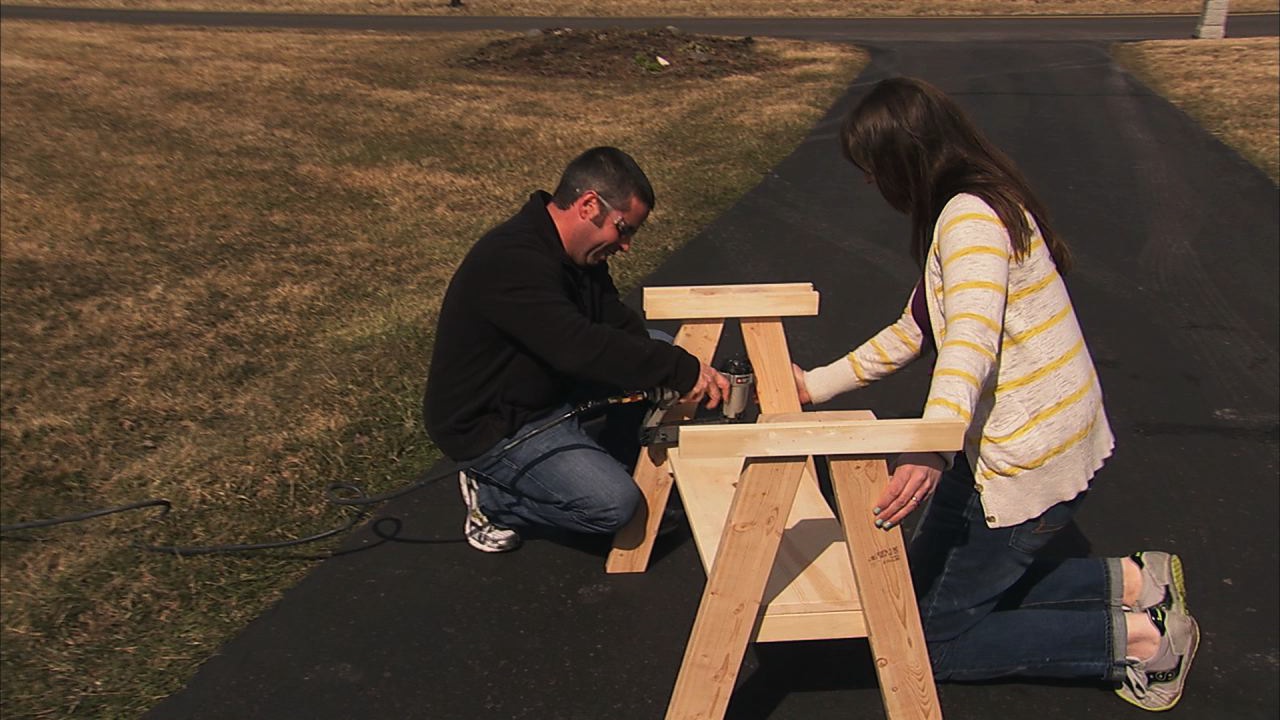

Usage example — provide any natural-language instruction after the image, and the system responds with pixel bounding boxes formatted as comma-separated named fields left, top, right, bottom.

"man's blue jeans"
left=465, top=404, right=642, bottom=534
left=908, top=458, right=1128, bottom=682
left=463, top=329, right=675, bottom=534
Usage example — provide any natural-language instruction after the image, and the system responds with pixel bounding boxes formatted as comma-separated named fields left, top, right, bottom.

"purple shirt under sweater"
left=912, top=280, right=935, bottom=353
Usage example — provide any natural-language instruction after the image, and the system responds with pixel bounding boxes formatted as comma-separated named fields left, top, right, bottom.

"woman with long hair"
left=793, top=77, right=1197, bottom=711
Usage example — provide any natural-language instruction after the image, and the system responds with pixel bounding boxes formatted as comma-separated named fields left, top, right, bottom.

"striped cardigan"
left=804, top=193, right=1114, bottom=528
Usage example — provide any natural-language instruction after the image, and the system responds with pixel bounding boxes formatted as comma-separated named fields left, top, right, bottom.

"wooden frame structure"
left=605, top=283, right=964, bottom=720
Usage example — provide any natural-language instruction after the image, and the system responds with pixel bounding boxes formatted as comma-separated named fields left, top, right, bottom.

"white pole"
left=1195, top=0, right=1230, bottom=39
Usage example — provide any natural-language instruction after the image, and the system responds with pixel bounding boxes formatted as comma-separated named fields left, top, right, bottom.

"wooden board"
left=831, top=456, right=941, bottom=720
left=741, top=318, right=803, bottom=415
left=677, top=417, right=966, bottom=459
left=644, top=283, right=819, bottom=320
left=605, top=318, right=724, bottom=574
left=666, top=456, right=807, bottom=720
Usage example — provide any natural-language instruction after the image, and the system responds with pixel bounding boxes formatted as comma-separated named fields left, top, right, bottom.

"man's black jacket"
left=424, top=191, right=700, bottom=461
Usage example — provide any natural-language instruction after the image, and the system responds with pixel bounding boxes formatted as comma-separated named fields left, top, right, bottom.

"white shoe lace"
left=1123, top=662, right=1152, bottom=699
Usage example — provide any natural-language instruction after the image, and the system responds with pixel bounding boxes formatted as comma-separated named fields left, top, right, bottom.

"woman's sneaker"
left=1131, top=551, right=1188, bottom=613
left=459, top=471, right=521, bottom=553
left=1116, top=604, right=1200, bottom=712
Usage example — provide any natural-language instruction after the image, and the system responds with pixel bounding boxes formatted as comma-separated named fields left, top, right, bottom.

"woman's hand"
left=792, top=363, right=812, bottom=405
left=873, top=452, right=946, bottom=529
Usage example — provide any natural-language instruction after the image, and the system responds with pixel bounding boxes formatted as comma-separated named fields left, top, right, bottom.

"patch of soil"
left=453, top=27, right=775, bottom=79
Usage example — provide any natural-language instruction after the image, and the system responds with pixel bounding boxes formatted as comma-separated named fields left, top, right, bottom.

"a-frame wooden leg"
left=829, top=456, right=941, bottom=720
left=740, top=317, right=802, bottom=415
left=607, top=319, right=724, bottom=574
left=666, top=456, right=808, bottom=720
left=605, top=445, right=674, bottom=574
left=665, top=314, right=816, bottom=718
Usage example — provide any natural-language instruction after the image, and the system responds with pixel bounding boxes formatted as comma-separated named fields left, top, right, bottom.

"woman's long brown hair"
left=840, top=77, right=1072, bottom=274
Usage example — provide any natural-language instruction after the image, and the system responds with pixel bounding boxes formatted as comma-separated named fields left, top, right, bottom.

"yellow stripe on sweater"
left=997, top=339, right=1084, bottom=393
left=946, top=280, right=1006, bottom=297
left=869, top=338, right=892, bottom=365
left=1008, top=304, right=1071, bottom=344
left=950, top=312, right=1002, bottom=335
left=1008, top=271, right=1056, bottom=304
left=977, top=409, right=1102, bottom=480
left=943, top=244, right=1010, bottom=269
left=939, top=212, right=1002, bottom=237
left=934, top=367, right=982, bottom=390
left=984, top=377, right=1094, bottom=443
left=846, top=352, right=867, bottom=382
left=941, top=338, right=997, bottom=362
left=926, top=397, right=972, bottom=422
left=890, top=323, right=921, bottom=353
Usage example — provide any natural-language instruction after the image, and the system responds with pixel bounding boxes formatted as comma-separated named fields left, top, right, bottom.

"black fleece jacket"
left=424, top=191, right=700, bottom=461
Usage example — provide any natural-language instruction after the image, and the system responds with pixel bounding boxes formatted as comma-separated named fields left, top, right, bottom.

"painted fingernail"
left=874, top=519, right=884, bottom=528
left=882, top=522, right=895, bottom=530
left=872, top=507, right=882, bottom=515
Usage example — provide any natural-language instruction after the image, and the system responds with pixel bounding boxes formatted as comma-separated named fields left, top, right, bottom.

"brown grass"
left=0, top=21, right=865, bottom=719
left=1115, top=37, right=1280, bottom=183
left=6, top=0, right=1280, bottom=16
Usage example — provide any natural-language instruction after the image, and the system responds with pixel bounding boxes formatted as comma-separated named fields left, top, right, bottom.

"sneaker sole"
left=1115, top=611, right=1200, bottom=712
left=465, top=535, right=521, bottom=553
left=1168, top=554, right=1187, bottom=615
left=1136, top=551, right=1189, bottom=613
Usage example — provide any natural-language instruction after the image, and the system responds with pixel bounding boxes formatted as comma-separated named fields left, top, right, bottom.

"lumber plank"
left=741, top=318, right=803, bottom=415
left=666, top=456, right=806, bottom=720
left=606, top=318, right=724, bottom=573
left=604, top=448, right=674, bottom=574
left=663, top=319, right=725, bottom=423
left=644, top=283, right=819, bottom=320
left=678, top=417, right=965, bottom=459
left=831, top=455, right=941, bottom=720
left=667, top=449, right=742, bottom=571
left=755, top=609, right=868, bottom=643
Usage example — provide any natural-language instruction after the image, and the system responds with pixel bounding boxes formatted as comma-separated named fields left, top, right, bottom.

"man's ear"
left=577, top=192, right=602, bottom=224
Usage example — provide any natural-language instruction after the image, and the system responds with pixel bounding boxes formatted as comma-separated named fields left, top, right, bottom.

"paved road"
left=8, top=9, right=1272, bottom=720
left=2, top=4, right=1279, bottom=41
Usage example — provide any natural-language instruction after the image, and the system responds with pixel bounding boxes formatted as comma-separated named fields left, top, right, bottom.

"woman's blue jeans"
left=908, top=458, right=1128, bottom=682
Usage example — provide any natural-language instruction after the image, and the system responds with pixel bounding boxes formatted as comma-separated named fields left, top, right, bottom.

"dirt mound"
left=453, top=26, right=773, bottom=79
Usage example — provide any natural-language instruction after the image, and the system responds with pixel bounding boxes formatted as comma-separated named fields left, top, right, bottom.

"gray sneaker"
left=1131, top=551, right=1188, bottom=613
left=459, top=471, right=521, bottom=553
left=1116, top=604, right=1200, bottom=712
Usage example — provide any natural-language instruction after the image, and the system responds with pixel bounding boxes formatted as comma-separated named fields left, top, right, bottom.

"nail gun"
left=638, top=356, right=755, bottom=448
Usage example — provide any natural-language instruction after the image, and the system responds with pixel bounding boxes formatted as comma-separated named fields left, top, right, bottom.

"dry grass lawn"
left=1115, top=37, right=1280, bottom=183
left=0, top=21, right=865, bottom=719
left=7, top=0, right=1280, bottom=15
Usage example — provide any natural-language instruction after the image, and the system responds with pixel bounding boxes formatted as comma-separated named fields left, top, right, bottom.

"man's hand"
left=682, top=361, right=730, bottom=409
left=792, top=363, right=812, bottom=405
left=873, top=452, right=946, bottom=529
